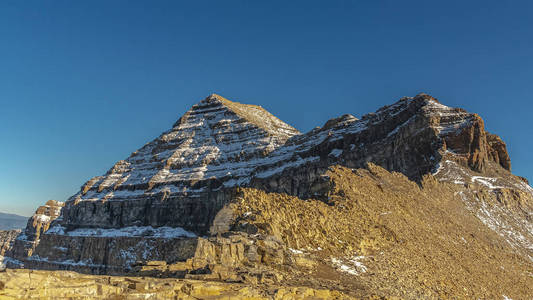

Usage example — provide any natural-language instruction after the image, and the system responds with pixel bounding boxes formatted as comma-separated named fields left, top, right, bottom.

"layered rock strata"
left=1, top=93, right=532, bottom=299
left=8, top=200, right=64, bottom=261
left=54, top=93, right=517, bottom=236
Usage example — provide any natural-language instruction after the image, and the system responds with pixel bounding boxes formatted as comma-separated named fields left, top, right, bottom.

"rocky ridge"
left=1, top=93, right=532, bottom=299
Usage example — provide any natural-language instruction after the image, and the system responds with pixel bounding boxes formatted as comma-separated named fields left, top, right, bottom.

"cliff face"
left=60, top=94, right=299, bottom=234
left=250, top=93, right=515, bottom=198
left=1, top=93, right=531, bottom=299
left=8, top=200, right=64, bottom=262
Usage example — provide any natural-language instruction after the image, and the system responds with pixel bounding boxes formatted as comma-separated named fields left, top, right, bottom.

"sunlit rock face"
left=6, top=200, right=64, bottom=262
left=1, top=93, right=531, bottom=299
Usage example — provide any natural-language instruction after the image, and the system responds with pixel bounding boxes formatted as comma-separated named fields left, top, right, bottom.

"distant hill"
left=0, top=212, right=28, bottom=230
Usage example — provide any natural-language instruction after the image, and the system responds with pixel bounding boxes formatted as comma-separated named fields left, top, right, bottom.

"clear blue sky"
left=1, top=1, right=532, bottom=216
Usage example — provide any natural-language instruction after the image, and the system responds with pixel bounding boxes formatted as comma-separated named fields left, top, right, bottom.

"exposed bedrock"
left=2, top=92, right=527, bottom=290
left=0, top=230, right=19, bottom=257
left=61, top=190, right=236, bottom=234
left=250, top=93, right=513, bottom=198
left=52, top=94, right=515, bottom=235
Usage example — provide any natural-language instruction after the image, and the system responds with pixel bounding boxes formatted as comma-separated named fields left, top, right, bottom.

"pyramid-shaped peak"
left=72, top=94, right=301, bottom=207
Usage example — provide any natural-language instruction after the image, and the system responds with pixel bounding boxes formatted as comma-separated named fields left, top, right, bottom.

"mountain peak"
left=3, top=93, right=532, bottom=299
left=4, top=93, right=532, bottom=298
left=68, top=94, right=301, bottom=209
left=193, top=93, right=300, bottom=139
left=414, top=92, right=439, bottom=102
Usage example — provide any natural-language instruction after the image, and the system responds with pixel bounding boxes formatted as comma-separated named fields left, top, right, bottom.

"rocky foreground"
left=0, top=269, right=352, bottom=299
left=1, top=94, right=532, bottom=299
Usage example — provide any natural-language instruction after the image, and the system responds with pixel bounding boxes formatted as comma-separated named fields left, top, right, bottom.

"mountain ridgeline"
left=1, top=94, right=532, bottom=299
left=0, top=213, right=27, bottom=231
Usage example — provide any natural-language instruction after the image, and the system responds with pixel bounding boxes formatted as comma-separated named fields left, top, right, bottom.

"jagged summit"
left=173, top=94, right=300, bottom=138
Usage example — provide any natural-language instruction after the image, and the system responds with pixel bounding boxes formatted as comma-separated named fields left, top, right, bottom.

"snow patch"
left=459, top=192, right=533, bottom=256
left=289, top=248, right=304, bottom=254
left=387, top=115, right=416, bottom=137
left=0, top=256, right=23, bottom=268
left=471, top=176, right=505, bottom=189
left=432, top=162, right=442, bottom=175
left=46, top=225, right=197, bottom=238
left=27, top=255, right=104, bottom=268
left=331, top=255, right=367, bottom=275
left=329, top=149, right=343, bottom=158
left=256, top=156, right=320, bottom=178
left=34, top=214, right=51, bottom=223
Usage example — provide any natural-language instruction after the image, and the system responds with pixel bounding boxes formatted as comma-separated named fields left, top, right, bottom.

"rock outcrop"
left=1, top=93, right=531, bottom=299
left=0, top=231, right=19, bottom=257
left=0, top=269, right=352, bottom=299
left=0, top=230, right=20, bottom=270
left=8, top=200, right=64, bottom=261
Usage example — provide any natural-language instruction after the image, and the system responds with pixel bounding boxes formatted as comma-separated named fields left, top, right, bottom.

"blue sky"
left=1, top=1, right=532, bottom=216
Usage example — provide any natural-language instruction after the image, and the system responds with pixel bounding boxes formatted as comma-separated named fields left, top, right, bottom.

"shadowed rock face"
left=250, top=93, right=514, bottom=198
left=1, top=93, right=531, bottom=299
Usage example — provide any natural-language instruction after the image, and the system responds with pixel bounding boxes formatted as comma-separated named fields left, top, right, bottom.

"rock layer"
left=9, top=200, right=63, bottom=260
